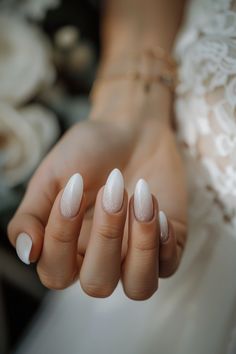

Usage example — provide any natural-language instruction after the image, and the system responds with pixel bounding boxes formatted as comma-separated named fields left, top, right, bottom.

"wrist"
left=90, top=35, right=176, bottom=127
left=89, top=73, right=174, bottom=127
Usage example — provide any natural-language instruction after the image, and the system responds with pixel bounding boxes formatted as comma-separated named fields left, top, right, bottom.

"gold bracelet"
left=94, top=46, right=177, bottom=92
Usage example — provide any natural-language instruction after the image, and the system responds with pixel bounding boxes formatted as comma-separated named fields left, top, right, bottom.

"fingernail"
left=102, top=168, right=124, bottom=213
left=60, top=173, right=83, bottom=218
left=134, top=179, right=153, bottom=222
left=16, top=233, right=32, bottom=265
left=159, top=210, right=169, bottom=242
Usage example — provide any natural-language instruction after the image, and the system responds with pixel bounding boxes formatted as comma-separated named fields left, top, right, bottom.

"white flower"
left=19, top=104, right=60, bottom=154
left=0, top=14, right=55, bottom=105
left=0, top=0, right=60, bottom=20
left=0, top=102, right=59, bottom=187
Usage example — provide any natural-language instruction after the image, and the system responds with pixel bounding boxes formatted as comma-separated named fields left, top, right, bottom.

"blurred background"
left=0, top=1, right=100, bottom=352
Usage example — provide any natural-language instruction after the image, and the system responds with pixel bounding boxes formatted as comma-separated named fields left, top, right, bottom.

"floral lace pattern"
left=174, top=0, right=236, bottom=236
left=174, top=1, right=236, bottom=351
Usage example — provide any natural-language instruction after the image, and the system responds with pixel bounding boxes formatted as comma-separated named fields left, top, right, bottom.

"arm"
left=90, top=0, right=186, bottom=124
left=101, top=0, right=186, bottom=55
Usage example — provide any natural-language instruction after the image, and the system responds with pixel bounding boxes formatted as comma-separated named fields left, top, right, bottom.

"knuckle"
left=37, top=267, right=72, bottom=290
left=80, top=281, right=115, bottom=298
left=133, top=240, right=158, bottom=252
left=45, top=227, right=74, bottom=244
left=97, top=223, right=121, bottom=242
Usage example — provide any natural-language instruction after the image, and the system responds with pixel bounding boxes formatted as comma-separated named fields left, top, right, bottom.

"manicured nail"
left=134, top=179, right=153, bottom=222
left=159, top=210, right=169, bottom=242
left=16, top=233, right=32, bottom=265
left=102, top=168, right=124, bottom=213
left=60, top=173, right=83, bottom=218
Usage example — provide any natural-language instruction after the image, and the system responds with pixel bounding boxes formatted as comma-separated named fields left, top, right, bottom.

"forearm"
left=101, top=0, right=186, bottom=60
left=90, top=0, right=187, bottom=124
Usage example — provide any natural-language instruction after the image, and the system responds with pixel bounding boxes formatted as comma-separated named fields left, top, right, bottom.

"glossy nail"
left=60, top=173, right=83, bottom=218
left=102, top=168, right=124, bottom=213
left=134, top=179, right=153, bottom=222
left=16, top=233, right=33, bottom=265
left=159, top=210, right=169, bottom=242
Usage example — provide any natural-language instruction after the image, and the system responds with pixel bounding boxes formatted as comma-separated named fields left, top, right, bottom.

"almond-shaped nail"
left=102, top=168, right=124, bottom=213
left=159, top=210, right=169, bottom=242
left=134, top=179, right=153, bottom=222
left=60, top=173, right=83, bottom=218
left=16, top=233, right=32, bottom=265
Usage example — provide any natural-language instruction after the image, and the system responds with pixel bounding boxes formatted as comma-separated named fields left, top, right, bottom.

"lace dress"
left=15, top=1, right=236, bottom=353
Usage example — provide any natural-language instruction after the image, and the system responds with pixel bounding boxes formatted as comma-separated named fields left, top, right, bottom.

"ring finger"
left=122, top=179, right=159, bottom=301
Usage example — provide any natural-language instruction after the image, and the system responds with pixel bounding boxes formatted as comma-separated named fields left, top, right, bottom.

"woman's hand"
left=7, top=81, right=187, bottom=300
left=8, top=0, right=187, bottom=302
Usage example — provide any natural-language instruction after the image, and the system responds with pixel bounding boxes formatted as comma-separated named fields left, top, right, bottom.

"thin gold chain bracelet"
left=94, top=46, right=178, bottom=93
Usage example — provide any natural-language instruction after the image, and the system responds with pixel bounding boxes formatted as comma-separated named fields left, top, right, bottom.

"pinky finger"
left=158, top=211, right=187, bottom=278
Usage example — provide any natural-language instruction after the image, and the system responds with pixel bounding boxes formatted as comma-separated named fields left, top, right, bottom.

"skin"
left=7, top=0, right=187, bottom=300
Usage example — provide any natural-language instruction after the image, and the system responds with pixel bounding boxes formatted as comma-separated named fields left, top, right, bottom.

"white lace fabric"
left=174, top=0, right=236, bottom=236
left=174, top=1, right=236, bottom=352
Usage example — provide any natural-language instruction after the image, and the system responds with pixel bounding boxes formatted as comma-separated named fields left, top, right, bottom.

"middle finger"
left=79, top=169, right=127, bottom=298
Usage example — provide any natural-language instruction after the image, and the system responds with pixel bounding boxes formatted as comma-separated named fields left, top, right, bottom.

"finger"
left=122, top=179, right=159, bottom=301
left=158, top=211, right=187, bottom=278
left=7, top=161, right=58, bottom=264
left=80, top=169, right=127, bottom=298
left=37, top=173, right=85, bottom=290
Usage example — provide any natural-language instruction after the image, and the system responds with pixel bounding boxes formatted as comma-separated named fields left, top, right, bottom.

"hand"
left=8, top=81, right=187, bottom=300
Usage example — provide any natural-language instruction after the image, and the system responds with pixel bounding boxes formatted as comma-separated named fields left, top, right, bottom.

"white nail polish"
left=159, top=210, right=169, bottom=242
left=16, top=233, right=32, bottom=265
left=102, top=168, right=124, bottom=213
left=60, top=173, right=83, bottom=218
left=134, top=179, right=153, bottom=222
